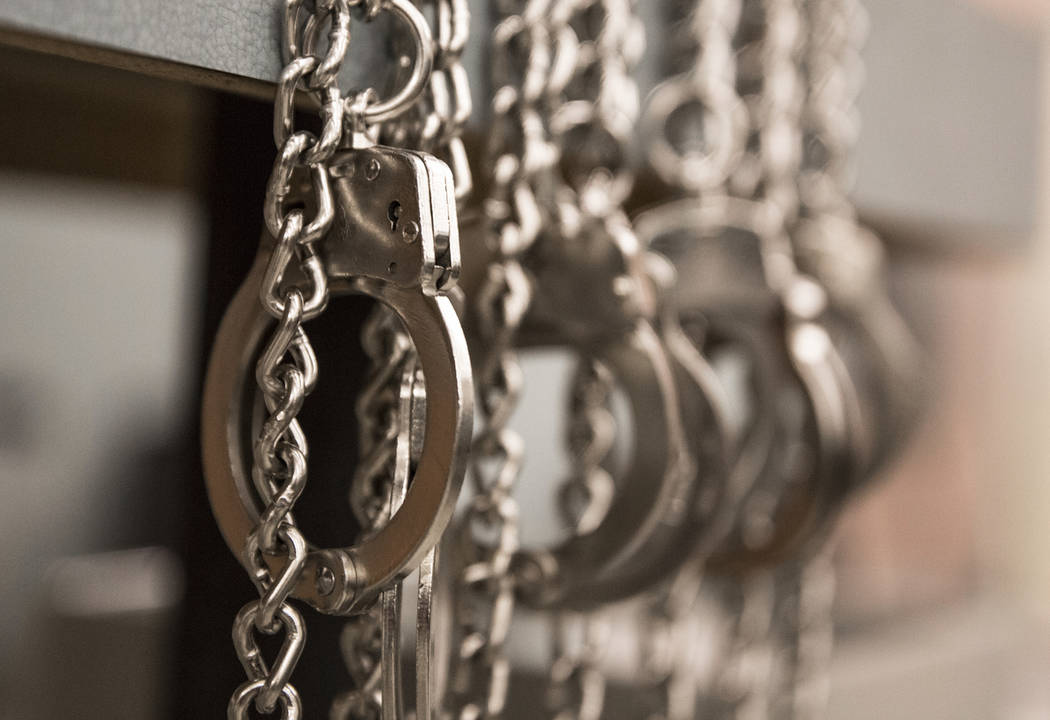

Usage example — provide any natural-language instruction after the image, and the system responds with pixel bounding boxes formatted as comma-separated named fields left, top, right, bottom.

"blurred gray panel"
left=855, top=0, right=1040, bottom=235
left=0, top=0, right=285, bottom=86
left=0, top=0, right=1041, bottom=238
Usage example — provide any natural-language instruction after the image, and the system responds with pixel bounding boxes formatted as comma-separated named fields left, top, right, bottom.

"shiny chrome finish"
left=203, top=148, right=473, bottom=614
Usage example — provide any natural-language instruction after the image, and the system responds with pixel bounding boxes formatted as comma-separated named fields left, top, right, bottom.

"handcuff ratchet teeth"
left=202, top=137, right=473, bottom=616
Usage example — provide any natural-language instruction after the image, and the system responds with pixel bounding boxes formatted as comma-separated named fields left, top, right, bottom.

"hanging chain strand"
left=711, top=575, right=778, bottom=720
left=640, top=561, right=705, bottom=720
left=541, top=2, right=645, bottom=718
left=558, top=360, right=617, bottom=542
left=643, top=0, right=745, bottom=198
left=228, top=2, right=351, bottom=717
left=768, top=548, right=837, bottom=720
left=710, top=1, right=807, bottom=718
left=551, top=0, right=644, bottom=212
left=350, top=308, right=417, bottom=532
left=445, top=2, right=555, bottom=717
left=638, top=0, right=745, bottom=717
left=797, top=0, right=866, bottom=221
left=547, top=611, right=611, bottom=720
left=338, top=1, right=475, bottom=716
left=547, top=360, right=615, bottom=720
left=385, top=0, right=474, bottom=198
left=333, top=308, right=416, bottom=720
left=730, top=0, right=805, bottom=224
left=764, top=2, right=870, bottom=717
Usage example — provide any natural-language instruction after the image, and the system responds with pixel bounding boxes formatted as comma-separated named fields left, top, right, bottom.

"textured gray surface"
left=0, top=1, right=286, bottom=82
left=0, top=0, right=1040, bottom=235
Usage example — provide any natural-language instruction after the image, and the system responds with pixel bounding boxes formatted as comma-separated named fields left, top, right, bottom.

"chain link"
left=712, top=575, right=778, bottom=720
left=797, top=0, right=867, bottom=221
left=762, top=2, right=871, bottom=715
left=550, top=0, right=645, bottom=209
left=636, top=0, right=748, bottom=717
left=547, top=612, right=610, bottom=720
left=643, top=0, right=746, bottom=194
left=558, top=360, right=616, bottom=535
left=335, top=0, right=477, bottom=715
left=333, top=309, right=418, bottom=720
left=383, top=0, right=474, bottom=197
left=639, top=562, right=705, bottom=720
left=443, top=2, right=560, bottom=717
left=541, top=2, right=649, bottom=718
left=768, top=549, right=836, bottom=720
left=546, top=359, right=615, bottom=720
left=224, top=2, right=356, bottom=716
left=729, top=0, right=805, bottom=226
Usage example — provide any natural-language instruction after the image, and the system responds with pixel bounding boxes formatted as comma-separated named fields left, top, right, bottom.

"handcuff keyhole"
left=388, top=201, right=402, bottom=231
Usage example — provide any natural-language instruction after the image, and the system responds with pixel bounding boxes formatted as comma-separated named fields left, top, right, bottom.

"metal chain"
left=730, top=0, right=805, bottom=226
left=546, top=612, right=610, bottom=720
left=762, top=1, right=870, bottom=715
left=636, top=0, right=746, bottom=717
left=768, top=549, right=836, bottom=720
left=704, top=3, right=808, bottom=719
left=337, top=0, right=476, bottom=715
left=350, top=309, right=418, bottom=532
left=642, top=0, right=746, bottom=196
left=443, top=2, right=555, bottom=717
left=639, top=562, right=705, bottom=720
left=333, top=309, right=418, bottom=720
left=797, top=0, right=867, bottom=221
left=546, top=360, right=615, bottom=720
left=711, top=575, right=778, bottom=720
left=333, top=602, right=386, bottom=720
left=227, top=2, right=352, bottom=718
left=558, top=359, right=616, bottom=536
left=384, top=0, right=474, bottom=198
left=550, top=0, right=644, bottom=212
left=540, top=2, right=645, bottom=718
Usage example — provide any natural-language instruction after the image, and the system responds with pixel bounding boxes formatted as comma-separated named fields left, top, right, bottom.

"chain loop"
left=558, top=360, right=615, bottom=535
left=547, top=612, right=609, bottom=720
left=229, top=680, right=303, bottom=720
left=443, top=2, right=559, bottom=715
left=729, top=0, right=805, bottom=227
left=797, top=0, right=867, bottom=220
left=642, top=0, right=746, bottom=193
left=221, top=0, right=354, bottom=711
left=232, top=601, right=308, bottom=713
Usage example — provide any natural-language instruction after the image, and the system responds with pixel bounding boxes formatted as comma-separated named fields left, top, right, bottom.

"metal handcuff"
left=202, top=0, right=472, bottom=618
left=456, top=192, right=697, bottom=610
left=792, top=214, right=922, bottom=479
left=494, top=7, right=746, bottom=608
left=634, top=195, right=868, bottom=573
left=451, top=0, right=748, bottom=609
left=628, top=0, right=869, bottom=574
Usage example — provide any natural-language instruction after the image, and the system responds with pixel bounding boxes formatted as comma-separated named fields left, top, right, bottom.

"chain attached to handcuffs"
left=199, top=0, right=917, bottom=717
left=202, top=1, right=473, bottom=716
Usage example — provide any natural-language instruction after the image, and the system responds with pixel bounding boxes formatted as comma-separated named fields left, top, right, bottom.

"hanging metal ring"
left=348, top=0, right=435, bottom=124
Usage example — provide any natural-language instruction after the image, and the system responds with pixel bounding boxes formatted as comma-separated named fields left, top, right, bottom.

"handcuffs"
left=634, top=195, right=869, bottom=572
left=202, top=111, right=473, bottom=616
left=507, top=209, right=697, bottom=609
left=792, top=213, right=923, bottom=478
left=456, top=185, right=750, bottom=609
